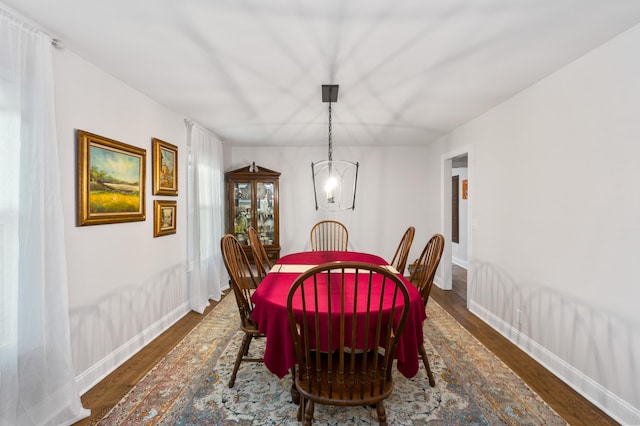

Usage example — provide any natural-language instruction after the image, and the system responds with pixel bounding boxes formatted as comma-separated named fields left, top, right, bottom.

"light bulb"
left=324, top=176, right=337, bottom=192
left=325, top=176, right=337, bottom=204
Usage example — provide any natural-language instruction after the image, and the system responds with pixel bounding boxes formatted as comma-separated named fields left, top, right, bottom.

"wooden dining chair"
left=389, top=226, right=415, bottom=276
left=247, top=226, right=272, bottom=281
left=287, top=262, right=411, bottom=426
left=309, top=220, right=348, bottom=251
left=409, top=233, right=445, bottom=387
left=220, top=234, right=264, bottom=388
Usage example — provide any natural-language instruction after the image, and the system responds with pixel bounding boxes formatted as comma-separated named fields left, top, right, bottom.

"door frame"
left=440, top=146, right=472, bottom=305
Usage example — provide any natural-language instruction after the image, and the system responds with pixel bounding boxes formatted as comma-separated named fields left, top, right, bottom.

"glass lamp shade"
left=311, top=160, right=359, bottom=211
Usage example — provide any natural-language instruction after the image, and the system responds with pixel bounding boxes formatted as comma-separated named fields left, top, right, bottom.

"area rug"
left=98, top=293, right=567, bottom=425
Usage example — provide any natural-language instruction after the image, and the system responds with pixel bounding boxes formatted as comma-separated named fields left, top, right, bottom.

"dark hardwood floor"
left=74, top=268, right=618, bottom=425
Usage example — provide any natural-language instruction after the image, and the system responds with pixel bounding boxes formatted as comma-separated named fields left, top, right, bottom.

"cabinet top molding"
left=226, top=164, right=281, bottom=178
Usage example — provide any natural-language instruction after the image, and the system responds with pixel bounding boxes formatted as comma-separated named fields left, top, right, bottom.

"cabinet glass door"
left=233, top=182, right=252, bottom=245
left=256, top=181, right=275, bottom=246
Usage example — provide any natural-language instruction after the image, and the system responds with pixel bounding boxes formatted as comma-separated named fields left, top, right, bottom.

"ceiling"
left=4, top=0, right=640, bottom=147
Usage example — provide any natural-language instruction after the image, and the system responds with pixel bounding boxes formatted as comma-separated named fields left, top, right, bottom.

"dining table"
left=250, top=250, right=427, bottom=380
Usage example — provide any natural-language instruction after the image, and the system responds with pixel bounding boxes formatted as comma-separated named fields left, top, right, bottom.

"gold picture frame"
left=77, top=130, right=146, bottom=226
left=152, top=138, right=178, bottom=196
left=154, top=200, right=177, bottom=237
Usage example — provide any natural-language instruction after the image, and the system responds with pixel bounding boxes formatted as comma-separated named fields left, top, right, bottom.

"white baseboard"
left=75, top=301, right=190, bottom=394
left=468, top=300, right=640, bottom=426
left=452, top=257, right=468, bottom=268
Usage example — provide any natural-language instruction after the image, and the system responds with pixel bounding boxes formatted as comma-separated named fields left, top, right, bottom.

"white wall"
left=425, top=23, right=640, bottom=424
left=53, top=49, right=191, bottom=393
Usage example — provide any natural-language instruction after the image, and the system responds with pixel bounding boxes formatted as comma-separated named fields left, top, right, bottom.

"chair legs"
left=302, top=398, right=314, bottom=426
left=376, top=401, right=388, bottom=425
left=297, top=395, right=304, bottom=422
left=290, top=366, right=300, bottom=405
left=295, top=393, right=315, bottom=426
left=228, top=331, right=264, bottom=388
left=298, top=398, right=387, bottom=425
left=418, top=343, right=436, bottom=387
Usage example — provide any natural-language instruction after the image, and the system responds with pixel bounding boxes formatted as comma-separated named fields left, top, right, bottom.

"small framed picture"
left=77, top=130, right=146, bottom=226
left=152, top=138, right=178, bottom=196
left=154, top=200, right=177, bottom=237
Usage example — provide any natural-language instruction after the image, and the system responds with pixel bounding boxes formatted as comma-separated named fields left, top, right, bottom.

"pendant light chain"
left=312, top=84, right=358, bottom=211
left=328, top=101, right=333, bottom=162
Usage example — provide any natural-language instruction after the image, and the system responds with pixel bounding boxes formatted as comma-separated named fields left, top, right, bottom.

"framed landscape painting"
left=77, top=130, right=146, bottom=226
left=152, top=138, right=178, bottom=196
left=154, top=200, right=177, bottom=237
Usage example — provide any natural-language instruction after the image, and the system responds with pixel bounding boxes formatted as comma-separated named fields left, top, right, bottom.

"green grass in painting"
left=90, top=191, right=140, bottom=213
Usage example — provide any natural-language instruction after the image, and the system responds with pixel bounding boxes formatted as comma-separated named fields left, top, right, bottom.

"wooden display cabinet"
left=225, top=163, right=280, bottom=263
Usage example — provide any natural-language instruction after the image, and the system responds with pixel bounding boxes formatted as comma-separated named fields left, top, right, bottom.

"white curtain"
left=0, top=9, right=89, bottom=426
left=186, top=120, right=227, bottom=313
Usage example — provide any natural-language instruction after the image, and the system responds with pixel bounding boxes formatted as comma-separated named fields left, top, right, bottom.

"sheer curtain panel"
left=0, top=9, right=89, bottom=426
left=186, top=120, right=227, bottom=313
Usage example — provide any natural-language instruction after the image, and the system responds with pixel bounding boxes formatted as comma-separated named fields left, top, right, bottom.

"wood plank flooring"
left=73, top=268, right=618, bottom=425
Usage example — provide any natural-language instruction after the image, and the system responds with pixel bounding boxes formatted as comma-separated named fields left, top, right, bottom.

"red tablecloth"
left=251, top=251, right=426, bottom=379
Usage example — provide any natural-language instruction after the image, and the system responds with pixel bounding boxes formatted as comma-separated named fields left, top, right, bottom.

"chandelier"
left=311, top=85, right=359, bottom=211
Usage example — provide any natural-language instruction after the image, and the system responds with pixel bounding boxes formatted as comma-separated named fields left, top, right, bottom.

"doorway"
left=451, top=154, right=468, bottom=302
left=440, top=148, right=471, bottom=305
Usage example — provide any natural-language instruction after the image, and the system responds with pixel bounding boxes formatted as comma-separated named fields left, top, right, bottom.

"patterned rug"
left=99, top=293, right=567, bottom=425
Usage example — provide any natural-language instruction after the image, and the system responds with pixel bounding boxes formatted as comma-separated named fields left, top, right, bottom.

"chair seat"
left=240, top=319, right=261, bottom=334
left=295, top=351, right=394, bottom=406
